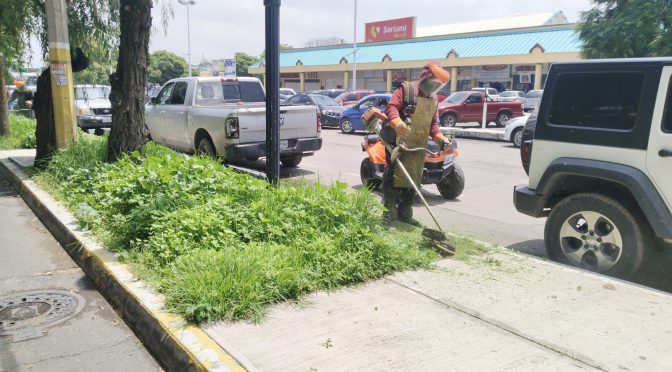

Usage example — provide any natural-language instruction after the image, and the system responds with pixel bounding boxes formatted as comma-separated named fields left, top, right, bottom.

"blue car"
left=339, top=94, right=391, bottom=134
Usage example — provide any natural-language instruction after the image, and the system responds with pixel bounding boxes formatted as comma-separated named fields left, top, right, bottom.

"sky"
left=148, top=0, right=594, bottom=64
left=22, top=0, right=593, bottom=69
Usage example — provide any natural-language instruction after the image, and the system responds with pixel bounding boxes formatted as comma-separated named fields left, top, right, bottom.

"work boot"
left=398, top=189, right=422, bottom=227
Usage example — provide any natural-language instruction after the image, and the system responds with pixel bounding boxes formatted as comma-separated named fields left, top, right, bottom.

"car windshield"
left=526, top=90, right=543, bottom=98
left=310, top=94, right=338, bottom=106
left=500, top=91, right=518, bottom=98
left=75, top=86, right=110, bottom=100
left=443, top=92, right=469, bottom=104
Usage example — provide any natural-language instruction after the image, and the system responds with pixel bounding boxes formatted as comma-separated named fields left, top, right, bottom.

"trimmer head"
left=422, top=228, right=455, bottom=256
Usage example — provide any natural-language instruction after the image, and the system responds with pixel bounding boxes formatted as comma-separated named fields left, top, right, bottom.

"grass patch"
left=0, top=115, right=36, bottom=150
left=35, top=139, right=438, bottom=323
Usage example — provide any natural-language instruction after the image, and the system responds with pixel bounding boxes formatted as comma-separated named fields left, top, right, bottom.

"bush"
left=0, top=115, right=37, bottom=150
left=38, top=141, right=438, bottom=323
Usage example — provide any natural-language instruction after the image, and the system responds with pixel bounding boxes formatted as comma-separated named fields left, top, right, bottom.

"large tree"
left=147, top=49, right=188, bottom=84
left=578, top=0, right=672, bottom=58
left=235, top=52, right=260, bottom=77
left=106, top=0, right=153, bottom=162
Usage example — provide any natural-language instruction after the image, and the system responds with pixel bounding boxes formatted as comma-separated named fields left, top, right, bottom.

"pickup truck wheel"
left=545, top=193, right=646, bottom=279
left=340, top=118, right=355, bottom=134
left=197, top=137, right=216, bottom=156
left=437, top=164, right=465, bottom=199
left=360, top=158, right=381, bottom=190
left=512, top=127, right=523, bottom=148
left=280, top=156, right=302, bottom=167
left=495, top=112, right=511, bottom=127
left=441, top=113, right=457, bottom=127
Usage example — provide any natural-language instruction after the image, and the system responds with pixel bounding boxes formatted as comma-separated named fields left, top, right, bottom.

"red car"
left=335, top=90, right=375, bottom=106
left=437, top=91, right=523, bottom=127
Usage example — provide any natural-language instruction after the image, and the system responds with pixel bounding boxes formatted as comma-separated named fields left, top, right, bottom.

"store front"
left=253, top=25, right=581, bottom=95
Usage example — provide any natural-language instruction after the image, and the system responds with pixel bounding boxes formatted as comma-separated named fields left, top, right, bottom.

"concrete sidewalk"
left=205, top=251, right=672, bottom=371
left=0, top=172, right=159, bottom=371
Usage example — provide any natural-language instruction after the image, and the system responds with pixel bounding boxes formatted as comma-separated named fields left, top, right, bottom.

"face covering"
left=418, top=76, right=446, bottom=97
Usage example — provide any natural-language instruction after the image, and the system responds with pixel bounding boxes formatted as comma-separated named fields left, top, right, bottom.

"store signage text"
left=365, top=17, right=416, bottom=43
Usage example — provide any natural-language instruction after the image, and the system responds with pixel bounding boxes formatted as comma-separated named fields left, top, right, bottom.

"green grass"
left=35, top=139, right=439, bottom=323
left=0, top=115, right=37, bottom=150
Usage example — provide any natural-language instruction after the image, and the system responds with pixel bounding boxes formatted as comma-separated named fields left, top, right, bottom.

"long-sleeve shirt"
left=385, top=82, right=441, bottom=139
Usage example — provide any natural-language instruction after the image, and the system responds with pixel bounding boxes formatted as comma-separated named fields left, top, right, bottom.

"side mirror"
left=150, top=96, right=158, bottom=104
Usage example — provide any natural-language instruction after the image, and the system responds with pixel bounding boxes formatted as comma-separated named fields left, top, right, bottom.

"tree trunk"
left=107, top=0, right=152, bottom=162
left=0, top=55, right=9, bottom=137
left=34, top=68, right=57, bottom=169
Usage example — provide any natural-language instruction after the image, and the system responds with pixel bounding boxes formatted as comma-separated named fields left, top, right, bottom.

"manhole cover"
left=0, top=290, right=85, bottom=341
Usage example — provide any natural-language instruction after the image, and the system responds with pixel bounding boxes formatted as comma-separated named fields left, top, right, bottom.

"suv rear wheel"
left=544, top=193, right=646, bottom=279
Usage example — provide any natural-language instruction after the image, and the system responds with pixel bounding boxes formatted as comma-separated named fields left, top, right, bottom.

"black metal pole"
left=264, top=0, right=280, bottom=185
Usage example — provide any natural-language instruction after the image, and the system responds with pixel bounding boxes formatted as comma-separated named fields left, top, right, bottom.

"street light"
left=177, top=0, right=195, bottom=77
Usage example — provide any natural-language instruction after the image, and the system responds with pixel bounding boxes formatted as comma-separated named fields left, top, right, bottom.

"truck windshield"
left=75, top=86, right=110, bottom=100
left=196, top=81, right=266, bottom=105
left=443, top=92, right=469, bottom=104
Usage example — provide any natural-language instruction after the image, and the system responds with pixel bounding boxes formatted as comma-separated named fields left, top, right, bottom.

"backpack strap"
left=401, top=81, right=417, bottom=107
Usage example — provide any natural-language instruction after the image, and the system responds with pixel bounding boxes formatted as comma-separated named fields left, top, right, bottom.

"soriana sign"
left=365, top=17, right=416, bottom=43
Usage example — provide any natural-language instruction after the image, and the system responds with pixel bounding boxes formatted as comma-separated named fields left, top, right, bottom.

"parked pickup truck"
left=146, top=77, right=322, bottom=167
left=437, top=91, right=524, bottom=127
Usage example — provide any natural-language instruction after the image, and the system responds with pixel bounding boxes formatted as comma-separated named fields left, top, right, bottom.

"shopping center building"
left=249, top=12, right=582, bottom=94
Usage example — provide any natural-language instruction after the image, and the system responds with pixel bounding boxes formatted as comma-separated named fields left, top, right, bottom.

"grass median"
left=0, top=115, right=37, bottom=150
left=33, top=136, right=441, bottom=323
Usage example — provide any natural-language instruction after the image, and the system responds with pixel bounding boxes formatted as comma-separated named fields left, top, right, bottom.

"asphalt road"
left=0, top=173, right=159, bottom=371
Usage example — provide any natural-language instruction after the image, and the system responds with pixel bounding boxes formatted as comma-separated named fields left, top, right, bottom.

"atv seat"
left=365, top=133, right=380, bottom=144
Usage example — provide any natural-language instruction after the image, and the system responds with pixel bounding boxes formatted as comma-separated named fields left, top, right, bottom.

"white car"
left=504, top=113, right=530, bottom=148
left=471, top=87, right=500, bottom=101
left=279, top=88, right=296, bottom=96
left=75, top=85, right=112, bottom=132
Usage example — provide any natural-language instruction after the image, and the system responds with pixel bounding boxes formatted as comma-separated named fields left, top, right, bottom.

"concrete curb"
left=0, top=153, right=250, bottom=372
left=441, top=126, right=506, bottom=142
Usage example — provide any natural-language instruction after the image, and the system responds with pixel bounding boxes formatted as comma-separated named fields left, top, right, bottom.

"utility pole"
left=352, top=0, right=357, bottom=91
left=45, top=0, right=77, bottom=148
left=264, top=0, right=280, bottom=185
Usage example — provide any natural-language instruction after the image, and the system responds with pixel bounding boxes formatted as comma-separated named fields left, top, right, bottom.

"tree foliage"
left=148, top=50, right=188, bottom=84
left=578, top=0, right=672, bottom=58
left=235, top=52, right=260, bottom=77
left=304, top=36, right=344, bottom=48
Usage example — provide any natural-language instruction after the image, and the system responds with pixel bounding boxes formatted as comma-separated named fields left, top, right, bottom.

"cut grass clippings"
left=0, top=115, right=37, bottom=150
left=33, top=137, right=439, bottom=323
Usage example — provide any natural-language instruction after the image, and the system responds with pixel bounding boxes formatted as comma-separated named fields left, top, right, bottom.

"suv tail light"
left=521, top=140, right=533, bottom=175
left=226, top=117, right=239, bottom=138
left=316, top=112, right=322, bottom=132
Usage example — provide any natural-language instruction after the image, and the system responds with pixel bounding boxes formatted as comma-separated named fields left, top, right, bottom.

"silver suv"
left=514, top=58, right=672, bottom=278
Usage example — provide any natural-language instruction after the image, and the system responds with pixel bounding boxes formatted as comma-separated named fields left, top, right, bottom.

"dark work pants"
left=382, top=148, right=415, bottom=222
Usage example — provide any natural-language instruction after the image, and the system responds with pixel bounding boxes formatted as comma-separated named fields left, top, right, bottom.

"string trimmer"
left=362, top=108, right=455, bottom=256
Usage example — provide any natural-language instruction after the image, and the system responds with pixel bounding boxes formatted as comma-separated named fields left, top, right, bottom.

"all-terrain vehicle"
left=360, top=134, right=465, bottom=199
left=514, top=57, right=672, bottom=279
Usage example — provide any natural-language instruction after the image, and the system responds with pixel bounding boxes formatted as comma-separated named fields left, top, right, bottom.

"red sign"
left=365, top=17, right=415, bottom=43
